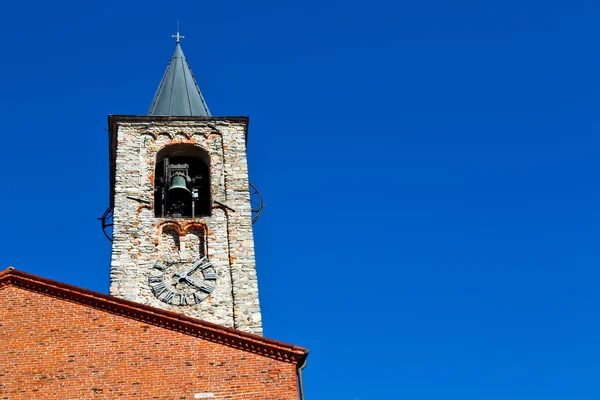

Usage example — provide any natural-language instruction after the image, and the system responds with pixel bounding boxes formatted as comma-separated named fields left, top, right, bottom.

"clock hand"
left=175, top=256, right=208, bottom=281
left=184, top=276, right=204, bottom=289
left=184, top=277, right=214, bottom=294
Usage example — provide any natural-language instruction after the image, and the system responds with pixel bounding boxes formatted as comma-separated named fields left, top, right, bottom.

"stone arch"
left=182, top=223, right=207, bottom=259
left=154, top=144, right=211, bottom=218
left=159, top=224, right=181, bottom=260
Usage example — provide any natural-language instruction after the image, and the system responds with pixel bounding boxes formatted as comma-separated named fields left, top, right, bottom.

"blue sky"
left=0, top=1, right=598, bottom=399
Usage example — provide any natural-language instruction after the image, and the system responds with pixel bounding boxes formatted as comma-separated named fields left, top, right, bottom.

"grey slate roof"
left=148, top=43, right=211, bottom=117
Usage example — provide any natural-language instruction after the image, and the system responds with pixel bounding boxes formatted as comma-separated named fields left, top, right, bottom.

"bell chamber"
left=154, top=145, right=211, bottom=218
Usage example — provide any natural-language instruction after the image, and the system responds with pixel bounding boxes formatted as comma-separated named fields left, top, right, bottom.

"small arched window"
left=154, top=144, right=210, bottom=218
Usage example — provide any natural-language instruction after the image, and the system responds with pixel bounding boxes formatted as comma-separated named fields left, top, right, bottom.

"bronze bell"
left=169, top=175, right=191, bottom=194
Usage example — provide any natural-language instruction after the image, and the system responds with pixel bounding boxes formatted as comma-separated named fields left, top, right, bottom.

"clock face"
left=148, top=255, right=216, bottom=306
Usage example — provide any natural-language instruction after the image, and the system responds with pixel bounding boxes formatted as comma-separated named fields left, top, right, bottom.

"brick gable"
left=0, top=269, right=307, bottom=399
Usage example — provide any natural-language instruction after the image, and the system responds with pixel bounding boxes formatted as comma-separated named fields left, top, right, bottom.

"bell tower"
left=106, top=36, right=262, bottom=335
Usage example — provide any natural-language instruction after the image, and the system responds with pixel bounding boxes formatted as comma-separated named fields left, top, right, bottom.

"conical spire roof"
left=148, top=42, right=211, bottom=117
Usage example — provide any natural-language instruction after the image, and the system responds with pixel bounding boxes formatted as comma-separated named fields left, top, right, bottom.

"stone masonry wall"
left=109, top=118, right=262, bottom=335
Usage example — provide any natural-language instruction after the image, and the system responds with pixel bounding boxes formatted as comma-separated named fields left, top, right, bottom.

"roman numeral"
left=200, top=260, right=213, bottom=270
left=148, top=275, right=163, bottom=283
left=184, top=256, right=210, bottom=276
left=199, top=284, right=214, bottom=294
left=163, top=290, right=175, bottom=304
left=179, top=294, right=188, bottom=306
left=153, top=262, right=167, bottom=271
left=203, top=272, right=217, bottom=280
left=152, top=282, right=167, bottom=296
left=193, top=292, right=204, bottom=304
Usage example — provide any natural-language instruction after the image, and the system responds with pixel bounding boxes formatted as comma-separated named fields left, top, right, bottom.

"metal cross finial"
left=172, top=31, right=184, bottom=43
left=172, top=21, right=184, bottom=43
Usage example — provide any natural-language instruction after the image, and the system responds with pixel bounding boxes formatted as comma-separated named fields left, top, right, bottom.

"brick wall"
left=0, top=285, right=298, bottom=399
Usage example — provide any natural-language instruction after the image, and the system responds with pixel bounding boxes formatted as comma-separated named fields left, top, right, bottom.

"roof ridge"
left=0, top=268, right=308, bottom=364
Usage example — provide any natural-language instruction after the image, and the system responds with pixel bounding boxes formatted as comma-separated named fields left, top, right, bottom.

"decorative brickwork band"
left=0, top=268, right=308, bottom=365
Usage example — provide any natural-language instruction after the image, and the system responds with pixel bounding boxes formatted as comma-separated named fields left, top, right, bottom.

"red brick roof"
left=0, top=268, right=308, bottom=365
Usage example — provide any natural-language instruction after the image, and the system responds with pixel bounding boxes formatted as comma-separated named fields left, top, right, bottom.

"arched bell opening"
left=154, top=144, right=211, bottom=218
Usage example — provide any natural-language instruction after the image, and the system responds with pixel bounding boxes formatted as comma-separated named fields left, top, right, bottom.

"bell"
left=169, top=175, right=191, bottom=194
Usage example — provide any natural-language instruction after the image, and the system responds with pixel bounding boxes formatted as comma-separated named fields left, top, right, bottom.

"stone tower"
left=108, top=39, right=262, bottom=335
